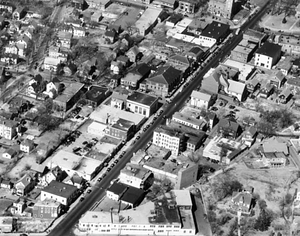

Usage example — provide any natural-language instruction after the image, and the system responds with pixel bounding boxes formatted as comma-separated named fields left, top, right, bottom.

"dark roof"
left=256, top=42, right=282, bottom=58
left=107, top=181, right=128, bottom=195
left=131, top=63, right=151, bottom=77
left=201, top=21, right=230, bottom=40
left=127, top=91, right=158, bottom=106
left=117, top=55, right=129, bottom=63
left=218, top=118, right=241, bottom=132
left=120, top=186, right=145, bottom=205
left=147, top=65, right=181, bottom=85
left=159, top=11, right=170, bottom=21
left=42, top=180, right=77, bottom=199
left=167, top=14, right=183, bottom=24
left=85, top=86, right=107, bottom=103
left=104, top=29, right=116, bottom=38
left=188, top=46, right=204, bottom=55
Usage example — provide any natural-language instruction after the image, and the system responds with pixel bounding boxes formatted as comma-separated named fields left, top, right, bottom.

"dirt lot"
left=260, top=12, right=300, bottom=32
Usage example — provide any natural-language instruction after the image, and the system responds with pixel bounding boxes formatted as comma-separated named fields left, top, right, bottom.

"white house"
left=254, top=42, right=282, bottom=69
left=20, top=139, right=35, bottom=153
left=190, top=90, right=212, bottom=109
left=73, top=26, right=86, bottom=37
left=225, top=80, right=246, bottom=101
left=2, top=149, right=17, bottom=159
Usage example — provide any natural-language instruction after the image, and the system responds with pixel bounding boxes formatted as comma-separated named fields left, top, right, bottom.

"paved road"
left=48, top=3, right=269, bottom=236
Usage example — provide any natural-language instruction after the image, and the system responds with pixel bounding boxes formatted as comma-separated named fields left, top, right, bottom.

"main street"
left=48, top=3, right=269, bottom=236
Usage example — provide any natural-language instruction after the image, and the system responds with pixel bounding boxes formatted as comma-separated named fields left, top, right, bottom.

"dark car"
left=146, top=125, right=150, bottom=129
left=153, top=117, right=157, bottom=120
left=136, top=136, right=140, bottom=140
left=87, top=189, right=92, bottom=194
left=211, top=107, right=218, bottom=111
left=80, top=197, right=85, bottom=202
left=114, top=160, right=119, bottom=164
left=159, top=110, right=164, bottom=115
left=107, top=167, right=111, bottom=172
left=229, top=105, right=235, bottom=109
left=97, top=177, right=102, bottom=182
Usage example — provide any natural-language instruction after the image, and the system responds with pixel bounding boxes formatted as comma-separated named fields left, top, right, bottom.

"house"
left=73, top=26, right=86, bottom=37
left=1, top=54, right=18, bottom=65
left=242, top=126, right=257, bottom=147
left=0, top=179, right=13, bottom=189
left=0, top=2, right=15, bottom=13
left=13, top=6, right=27, bottom=20
left=120, top=186, right=145, bottom=208
left=230, top=187, right=254, bottom=215
left=126, top=46, right=143, bottom=63
left=286, top=77, right=300, bottom=94
left=126, top=91, right=159, bottom=118
left=41, top=180, right=78, bottom=206
left=44, top=57, right=64, bottom=72
left=104, top=29, right=117, bottom=44
left=20, top=139, right=35, bottom=153
left=0, top=119, right=17, bottom=140
left=262, top=137, right=289, bottom=168
left=201, top=68, right=230, bottom=94
left=106, top=181, right=128, bottom=201
left=246, top=77, right=260, bottom=94
left=269, top=70, right=285, bottom=88
left=83, top=86, right=110, bottom=108
left=166, top=13, right=183, bottom=27
left=168, top=54, right=190, bottom=69
left=27, top=74, right=45, bottom=97
left=116, top=55, right=130, bottom=67
left=178, top=0, right=198, bottom=13
left=110, top=61, right=122, bottom=75
left=2, top=148, right=17, bottom=159
left=39, top=166, right=67, bottom=187
left=153, top=0, right=176, bottom=10
left=225, top=80, right=247, bottom=102
left=15, top=174, right=35, bottom=196
left=16, top=35, right=31, bottom=51
left=259, top=81, right=274, bottom=98
left=111, top=91, right=128, bottom=109
left=121, top=63, right=151, bottom=89
left=57, top=31, right=72, bottom=49
left=218, top=118, right=242, bottom=139
left=278, top=88, right=293, bottom=104
left=72, top=0, right=87, bottom=10
left=276, top=56, right=293, bottom=76
left=190, top=90, right=213, bottom=109
left=143, top=65, right=182, bottom=97
left=64, top=173, right=85, bottom=189
left=254, top=42, right=282, bottom=69
left=11, top=198, right=27, bottom=215
left=186, top=132, right=207, bottom=151
left=43, top=77, right=62, bottom=99
left=186, top=46, right=204, bottom=62
left=33, top=199, right=62, bottom=219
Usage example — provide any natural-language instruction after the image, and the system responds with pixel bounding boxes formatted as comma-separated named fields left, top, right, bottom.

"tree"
left=282, top=17, right=287, bottom=24
left=258, top=199, right=267, bottom=210
left=254, top=209, right=273, bottom=231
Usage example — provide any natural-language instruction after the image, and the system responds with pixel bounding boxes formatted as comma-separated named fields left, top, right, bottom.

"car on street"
left=98, top=177, right=102, bottom=182
left=114, top=160, right=119, bottom=164
left=121, top=151, right=126, bottom=155
left=107, top=167, right=111, bottom=172
left=80, top=197, right=85, bottom=202
left=159, top=110, right=163, bottom=115
left=211, top=107, right=218, bottom=111
left=153, top=116, right=157, bottom=120
left=136, top=136, right=140, bottom=140
left=87, top=189, right=92, bottom=194
left=146, top=125, right=150, bottom=129
left=102, top=173, right=106, bottom=178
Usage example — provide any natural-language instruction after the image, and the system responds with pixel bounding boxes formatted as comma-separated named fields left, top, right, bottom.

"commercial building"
left=0, top=119, right=17, bottom=140
left=41, top=180, right=78, bottom=206
left=222, top=59, right=255, bottom=82
left=106, top=118, right=135, bottom=141
left=78, top=190, right=196, bottom=235
left=126, top=91, right=159, bottom=118
left=135, top=8, right=162, bottom=36
left=230, top=39, right=257, bottom=63
left=47, top=150, right=103, bottom=181
left=254, top=42, right=282, bottom=69
left=190, top=90, right=213, bottom=109
left=172, top=112, right=207, bottom=131
left=33, top=199, right=62, bottom=219
left=275, top=34, right=300, bottom=58
left=178, top=0, right=198, bottom=13
left=119, top=163, right=153, bottom=189
left=208, top=0, right=237, bottom=19
left=243, top=29, right=266, bottom=47
left=199, top=21, right=230, bottom=47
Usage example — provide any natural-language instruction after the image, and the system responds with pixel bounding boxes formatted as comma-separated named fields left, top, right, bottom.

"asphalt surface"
left=48, top=3, right=269, bottom=236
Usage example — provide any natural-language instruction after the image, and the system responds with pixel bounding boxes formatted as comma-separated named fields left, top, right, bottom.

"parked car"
left=114, top=160, right=119, bottom=164
left=107, top=167, right=111, bottom=172
left=159, top=110, right=164, bottom=115
left=87, top=189, right=92, bottom=194
left=98, top=177, right=102, bottom=182
left=80, top=197, right=85, bottom=202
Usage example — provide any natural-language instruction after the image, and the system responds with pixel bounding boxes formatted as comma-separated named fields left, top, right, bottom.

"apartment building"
left=254, top=42, right=282, bottom=69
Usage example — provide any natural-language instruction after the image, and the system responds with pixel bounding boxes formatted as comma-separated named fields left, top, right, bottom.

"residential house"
left=274, top=34, right=300, bottom=58
left=16, top=35, right=31, bottom=52
left=83, top=86, right=110, bottom=108
left=39, top=166, right=67, bottom=187
left=119, top=164, right=153, bottom=190
left=27, top=74, right=45, bottom=97
left=230, top=187, right=254, bottom=215
left=242, top=126, right=257, bottom=147
left=0, top=216, right=13, bottom=233
left=73, top=26, right=86, bottom=37
left=71, top=0, right=87, bottom=10
left=106, top=181, right=128, bottom=201
left=186, top=46, right=204, bottom=62
left=33, top=199, right=62, bottom=219
left=57, top=31, right=72, bottom=49
left=0, top=179, right=13, bottom=189
left=13, top=6, right=27, bottom=20
left=262, top=137, right=289, bottom=168
left=64, top=173, right=85, bottom=189
left=158, top=11, right=170, bottom=23
left=186, top=132, right=207, bottom=152
left=126, top=91, right=159, bottom=118
left=259, top=81, right=274, bottom=98
left=278, top=88, right=293, bottom=104
left=218, top=118, right=242, bottom=139
left=20, top=139, right=35, bottom=153
left=0, top=119, right=17, bottom=140
left=110, top=61, right=122, bottom=75
left=111, top=91, right=128, bottom=109
left=43, top=57, right=64, bottom=72
left=121, top=63, right=151, bottom=89
left=286, top=77, right=300, bottom=95
left=116, top=55, right=130, bottom=67
left=104, top=29, right=117, bottom=44
left=168, top=54, right=190, bottom=71
left=201, top=68, right=231, bottom=95
left=15, top=174, right=35, bottom=196
left=2, top=148, right=17, bottom=159
left=246, top=77, right=260, bottom=94
left=225, top=80, right=247, bottom=102
left=126, top=46, right=143, bottom=63
left=190, top=90, right=213, bottom=109
left=276, top=56, right=293, bottom=76
left=165, top=13, right=183, bottom=27
left=43, top=77, right=62, bottom=98
left=0, top=2, right=15, bottom=13
left=178, top=0, right=198, bottom=13
left=41, top=180, right=78, bottom=206
left=11, top=198, right=27, bottom=215
left=1, top=54, right=18, bottom=65
left=153, top=0, right=176, bottom=9
left=254, top=42, right=282, bottom=69
left=269, top=70, right=285, bottom=88
left=143, top=65, right=182, bottom=97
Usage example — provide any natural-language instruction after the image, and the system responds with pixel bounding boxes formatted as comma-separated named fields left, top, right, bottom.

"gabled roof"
left=218, top=118, right=241, bottom=132
left=131, top=63, right=151, bottom=77
left=169, top=54, right=190, bottom=66
left=17, top=174, right=33, bottom=188
left=188, top=46, right=204, bottom=56
left=4, top=148, right=17, bottom=156
left=42, top=180, right=77, bottom=199
left=85, top=86, right=107, bottom=103
left=107, top=182, right=128, bottom=195
left=104, top=29, right=116, bottom=38
left=228, top=80, right=246, bottom=95
left=256, top=42, right=281, bottom=59
left=21, top=139, right=34, bottom=147
left=147, top=65, right=181, bottom=85
left=191, top=90, right=211, bottom=101
left=127, top=45, right=140, bottom=56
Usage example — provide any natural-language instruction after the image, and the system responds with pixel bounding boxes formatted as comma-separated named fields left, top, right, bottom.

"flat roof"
left=107, top=182, right=128, bottom=195
left=120, top=186, right=145, bottom=204
left=47, top=150, right=102, bottom=176
left=42, top=180, right=77, bottom=199
left=172, top=112, right=206, bottom=128
left=244, top=28, right=265, bottom=40
left=44, top=57, right=62, bottom=66
left=90, top=104, right=145, bottom=126
left=135, top=8, right=162, bottom=31
left=121, top=163, right=151, bottom=179
left=223, top=59, right=255, bottom=81
left=54, top=82, right=84, bottom=103
left=172, top=190, right=192, bottom=206
left=111, top=118, right=135, bottom=131
left=201, top=21, right=229, bottom=40
left=176, top=17, right=193, bottom=29
left=127, top=91, right=158, bottom=107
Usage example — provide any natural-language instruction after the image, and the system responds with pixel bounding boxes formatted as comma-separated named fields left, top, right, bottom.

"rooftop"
left=42, top=180, right=77, bottom=199
left=54, top=82, right=84, bottom=103
left=262, top=137, right=288, bottom=154
left=127, top=91, right=158, bottom=107
left=111, top=118, right=135, bottom=131
left=191, top=90, right=211, bottom=101
left=90, top=104, right=145, bottom=126
left=120, top=186, right=145, bottom=205
left=222, top=59, right=255, bottom=81
left=107, top=181, right=128, bottom=195
left=121, top=163, right=151, bottom=179
left=243, top=28, right=265, bottom=40
left=256, top=42, right=282, bottom=58
left=201, top=21, right=230, bottom=40
left=172, top=112, right=207, bottom=129
left=135, top=8, right=162, bottom=32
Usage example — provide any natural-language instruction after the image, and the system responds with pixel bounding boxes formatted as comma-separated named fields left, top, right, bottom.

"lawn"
left=261, top=13, right=299, bottom=31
